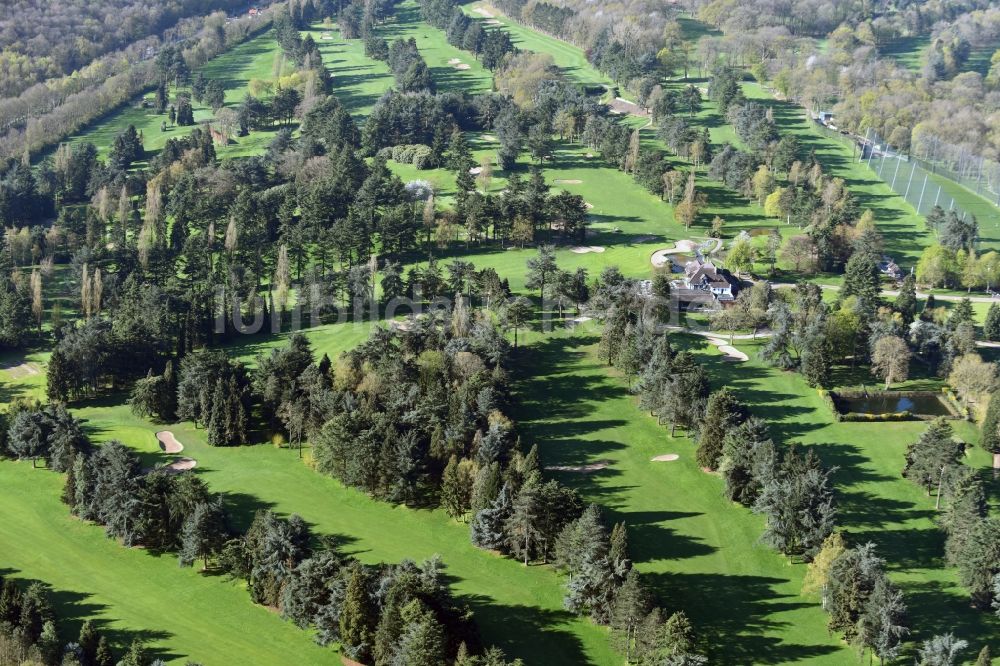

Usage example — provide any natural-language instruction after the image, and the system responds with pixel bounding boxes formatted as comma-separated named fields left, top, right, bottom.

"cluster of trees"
left=385, top=38, right=434, bottom=93
left=753, top=246, right=985, bottom=392
left=313, top=312, right=515, bottom=504
left=472, top=482, right=708, bottom=662
left=805, top=536, right=910, bottom=662
left=439, top=5, right=516, bottom=71
left=42, top=423, right=512, bottom=664
left=0, top=0, right=255, bottom=97
left=0, top=6, right=277, bottom=163
left=935, top=411, right=1000, bottom=613
left=914, top=207, right=988, bottom=290
left=1, top=401, right=90, bottom=470
left=219, top=511, right=517, bottom=665
left=0, top=574, right=167, bottom=666
left=492, top=0, right=666, bottom=86
left=695, top=388, right=837, bottom=559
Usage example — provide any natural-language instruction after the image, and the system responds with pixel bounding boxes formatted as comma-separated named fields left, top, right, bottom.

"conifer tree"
left=610, top=569, right=651, bottom=661
left=470, top=483, right=513, bottom=551
left=981, top=395, right=1000, bottom=454
left=696, top=388, right=747, bottom=470
left=985, top=303, right=1000, bottom=341
left=339, top=566, right=376, bottom=663
left=95, top=635, right=114, bottom=666
left=903, top=418, right=964, bottom=495
left=78, top=619, right=99, bottom=666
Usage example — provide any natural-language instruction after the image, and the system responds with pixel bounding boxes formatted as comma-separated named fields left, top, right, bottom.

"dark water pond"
left=836, top=393, right=952, bottom=416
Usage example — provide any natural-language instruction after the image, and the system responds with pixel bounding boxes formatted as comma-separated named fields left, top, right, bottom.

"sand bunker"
left=585, top=153, right=594, bottom=158
left=705, top=337, right=750, bottom=362
left=483, top=134, right=498, bottom=142
left=571, top=246, right=605, bottom=254
left=650, top=239, right=708, bottom=268
left=554, top=179, right=582, bottom=184
left=473, top=6, right=495, bottom=17
left=584, top=202, right=594, bottom=210
left=469, top=166, right=483, bottom=175
left=651, top=454, right=680, bottom=462
left=454, top=63, right=471, bottom=70
left=320, top=32, right=333, bottom=40
left=545, top=460, right=611, bottom=473
left=485, top=19, right=502, bottom=25
left=447, top=58, right=462, bottom=64
left=156, top=431, right=183, bottom=454
left=1, top=361, right=41, bottom=379
left=161, top=458, right=197, bottom=474
left=566, top=315, right=592, bottom=329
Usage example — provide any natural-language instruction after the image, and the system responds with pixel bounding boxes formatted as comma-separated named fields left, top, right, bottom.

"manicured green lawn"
left=513, top=325, right=1000, bottom=662
left=463, top=3, right=611, bottom=89
left=61, top=30, right=288, bottom=164
left=880, top=35, right=931, bottom=72
left=7, top=5, right=1000, bottom=665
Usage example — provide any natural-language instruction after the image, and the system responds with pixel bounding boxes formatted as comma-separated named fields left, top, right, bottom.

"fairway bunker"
left=1, top=361, right=41, bottom=379
left=156, top=431, right=183, bottom=453
left=545, top=460, right=611, bottom=473
left=705, top=337, right=749, bottom=362
left=651, top=454, right=679, bottom=462
left=160, top=458, right=197, bottom=474
left=570, top=246, right=605, bottom=254
left=152, top=431, right=197, bottom=474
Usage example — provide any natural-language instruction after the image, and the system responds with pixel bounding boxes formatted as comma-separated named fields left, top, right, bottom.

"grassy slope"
left=63, top=30, right=287, bottom=163
left=515, top=326, right=1000, bottom=663
left=4, top=7, right=999, bottom=666
left=463, top=3, right=611, bottom=89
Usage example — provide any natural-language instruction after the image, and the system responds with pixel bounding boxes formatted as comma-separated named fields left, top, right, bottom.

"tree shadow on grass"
left=446, top=589, right=591, bottom=665
left=614, top=510, right=717, bottom=561
left=902, top=577, right=1000, bottom=651
left=0, top=570, right=178, bottom=663
left=644, top=570, right=840, bottom=664
left=848, top=526, right=946, bottom=572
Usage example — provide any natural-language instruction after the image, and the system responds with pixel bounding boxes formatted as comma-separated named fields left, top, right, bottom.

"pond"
left=834, top=392, right=954, bottom=417
left=668, top=253, right=694, bottom=272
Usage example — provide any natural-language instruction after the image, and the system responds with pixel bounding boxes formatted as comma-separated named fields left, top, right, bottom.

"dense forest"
left=0, top=0, right=277, bottom=98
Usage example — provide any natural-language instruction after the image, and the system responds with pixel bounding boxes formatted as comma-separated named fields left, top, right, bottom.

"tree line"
left=1, top=411, right=520, bottom=665
left=0, top=572, right=183, bottom=666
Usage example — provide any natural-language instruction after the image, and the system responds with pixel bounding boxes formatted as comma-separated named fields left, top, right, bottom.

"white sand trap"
left=570, top=246, right=606, bottom=254
left=473, top=6, right=495, bottom=17
left=585, top=153, right=594, bottom=158
left=320, top=33, right=333, bottom=40
left=469, top=166, right=483, bottom=175
left=704, top=336, right=749, bottom=362
left=566, top=315, right=592, bottom=329
left=651, top=239, right=703, bottom=267
left=483, top=134, right=498, bottom=142
left=485, top=19, right=502, bottom=25
left=554, top=179, right=582, bottom=184
left=156, top=431, right=183, bottom=454
left=584, top=202, right=594, bottom=210
left=1, top=361, right=41, bottom=379
left=161, top=458, right=197, bottom=474
left=545, top=460, right=610, bottom=473
left=447, top=58, right=462, bottom=64
left=455, top=63, right=471, bottom=70
left=651, top=454, right=680, bottom=462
